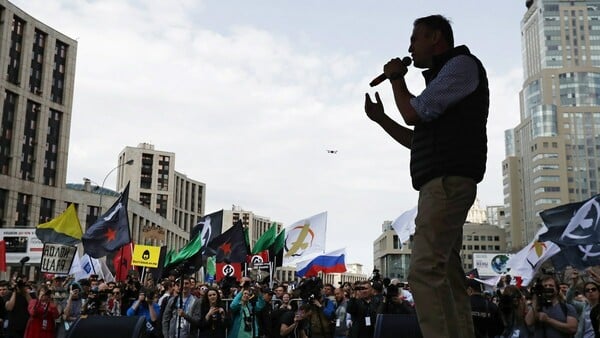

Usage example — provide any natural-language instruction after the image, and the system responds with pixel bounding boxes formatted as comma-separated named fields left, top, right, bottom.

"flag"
left=216, top=262, right=242, bottom=280
left=295, top=248, right=346, bottom=278
left=269, top=229, right=285, bottom=268
left=149, top=246, right=168, bottom=282
left=36, top=204, right=83, bottom=246
left=0, top=240, right=6, bottom=272
left=247, top=250, right=270, bottom=265
left=163, top=248, right=175, bottom=267
left=506, top=227, right=561, bottom=286
left=283, top=211, right=327, bottom=266
left=551, top=244, right=600, bottom=270
left=190, top=210, right=223, bottom=254
left=391, top=206, right=418, bottom=245
left=169, top=233, right=203, bottom=267
left=465, top=268, right=480, bottom=279
left=206, top=222, right=248, bottom=263
left=82, top=182, right=131, bottom=258
left=206, top=256, right=216, bottom=276
left=163, top=234, right=203, bottom=278
left=242, top=220, right=252, bottom=254
left=113, top=242, right=134, bottom=282
left=75, top=254, right=103, bottom=281
left=252, top=223, right=277, bottom=254
left=538, top=194, right=600, bottom=245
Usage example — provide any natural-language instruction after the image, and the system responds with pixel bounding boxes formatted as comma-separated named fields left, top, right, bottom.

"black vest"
left=409, top=45, right=489, bottom=190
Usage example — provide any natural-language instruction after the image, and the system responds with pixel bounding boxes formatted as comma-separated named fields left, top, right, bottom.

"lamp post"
left=98, top=159, right=134, bottom=214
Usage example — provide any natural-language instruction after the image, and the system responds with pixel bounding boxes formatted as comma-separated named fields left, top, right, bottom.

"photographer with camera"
left=376, top=284, right=414, bottom=315
left=23, top=285, right=59, bottom=338
left=496, top=285, right=529, bottom=338
left=525, top=275, right=577, bottom=338
left=5, top=276, right=31, bottom=338
left=347, top=281, right=380, bottom=338
left=228, top=283, right=266, bottom=338
left=127, top=289, right=162, bottom=337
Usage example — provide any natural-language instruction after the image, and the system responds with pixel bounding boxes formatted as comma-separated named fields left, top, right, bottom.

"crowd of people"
left=0, top=268, right=421, bottom=338
left=2, top=267, right=600, bottom=337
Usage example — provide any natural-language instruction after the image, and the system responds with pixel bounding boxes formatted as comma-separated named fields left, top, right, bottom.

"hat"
left=69, top=282, right=82, bottom=290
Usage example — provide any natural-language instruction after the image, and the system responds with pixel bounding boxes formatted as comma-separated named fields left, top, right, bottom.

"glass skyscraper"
left=504, top=0, right=600, bottom=250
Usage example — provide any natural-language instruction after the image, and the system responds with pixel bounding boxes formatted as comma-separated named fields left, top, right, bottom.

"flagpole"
left=89, top=256, right=97, bottom=275
left=98, top=160, right=134, bottom=214
left=118, top=246, right=124, bottom=282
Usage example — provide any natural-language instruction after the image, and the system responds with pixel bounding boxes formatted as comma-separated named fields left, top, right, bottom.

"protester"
left=23, top=286, right=59, bottom=338
left=228, top=287, right=265, bottom=338
left=162, top=277, right=201, bottom=338
left=525, top=275, right=578, bottom=337
left=198, top=287, right=228, bottom=338
left=127, top=289, right=161, bottom=337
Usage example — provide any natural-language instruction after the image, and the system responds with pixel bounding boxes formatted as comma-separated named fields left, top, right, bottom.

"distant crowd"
left=1, top=267, right=600, bottom=338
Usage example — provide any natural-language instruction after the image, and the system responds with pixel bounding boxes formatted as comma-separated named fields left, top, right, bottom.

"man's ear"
left=430, top=30, right=442, bottom=45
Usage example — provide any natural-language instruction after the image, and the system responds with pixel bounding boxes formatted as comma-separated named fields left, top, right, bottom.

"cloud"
left=12, top=0, right=525, bottom=271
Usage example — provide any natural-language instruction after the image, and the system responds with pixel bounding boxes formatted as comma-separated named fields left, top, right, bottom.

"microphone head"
left=402, top=56, right=412, bottom=67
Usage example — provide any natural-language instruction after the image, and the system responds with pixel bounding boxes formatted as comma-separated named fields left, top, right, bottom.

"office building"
left=117, top=143, right=206, bottom=233
left=503, top=0, right=600, bottom=250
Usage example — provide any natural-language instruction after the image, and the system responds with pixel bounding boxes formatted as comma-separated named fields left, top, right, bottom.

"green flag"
left=169, top=233, right=202, bottom=266
left=269, top=229, right=286, bottom=267
left=206, top=256, right=216, bottom=276
left=163, top=248, right=175, bottom=267
left=252, top=223, right=277, bottom=254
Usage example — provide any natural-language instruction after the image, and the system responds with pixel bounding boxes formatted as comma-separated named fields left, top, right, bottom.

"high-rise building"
left=0, top=2, right=191, bottom=278
left=504, top=0, right=600, bottom=250
left=0, top=1, right=77, bottom=227
left=117, top=143, right=206, bottom=232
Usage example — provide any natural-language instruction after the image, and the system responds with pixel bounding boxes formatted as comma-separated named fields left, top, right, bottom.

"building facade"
left=0, top=0, right=77, bottom=228
left=0, top=2, right=190, bottom=278
left=117, top=143, right=206, bottom=233
left=503, top=0, right=600, bottom=250
left=373, top=220, right=506, bottom=280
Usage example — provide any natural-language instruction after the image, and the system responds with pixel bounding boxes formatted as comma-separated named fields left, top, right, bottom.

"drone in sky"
left=326, top=150, right=338, bottom=154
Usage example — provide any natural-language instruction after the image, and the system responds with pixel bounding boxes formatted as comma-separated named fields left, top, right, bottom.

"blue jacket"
left=227, top=291, right=265, bottom=338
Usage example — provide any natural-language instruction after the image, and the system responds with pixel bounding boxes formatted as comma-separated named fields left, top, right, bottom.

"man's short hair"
left=414, top=14, right=454, bottom=47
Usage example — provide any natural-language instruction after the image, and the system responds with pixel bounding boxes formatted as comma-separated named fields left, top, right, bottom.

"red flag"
left=0, top=240, right=6, bottom=272
left=246, top=250, right=270, bottom=265
left=216, top=262, right=242, bottom=281
left=113, top=242, right=134, bottom=281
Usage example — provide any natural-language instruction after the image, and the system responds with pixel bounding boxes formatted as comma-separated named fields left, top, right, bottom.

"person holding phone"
left=280, top=304, right=312, bottom=338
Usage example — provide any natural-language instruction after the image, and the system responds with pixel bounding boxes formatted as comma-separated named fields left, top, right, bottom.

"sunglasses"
left=585, top=288, right=598, bottom=293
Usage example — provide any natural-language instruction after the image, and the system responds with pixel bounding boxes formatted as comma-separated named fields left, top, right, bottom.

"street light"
left=98, top=159, right=134, bottom=213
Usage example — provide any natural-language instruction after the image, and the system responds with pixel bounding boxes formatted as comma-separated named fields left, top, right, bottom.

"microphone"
left=369, top=56, right=412, bottom=87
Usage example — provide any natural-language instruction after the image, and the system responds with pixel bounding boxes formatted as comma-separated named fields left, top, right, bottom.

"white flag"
left=507, top=226, right=561, bottom=286
left=283, top=211, right=327, bottom=266
left=76, top=254, right=103, bottom=281
left=391, top=206, right=418, bottom=245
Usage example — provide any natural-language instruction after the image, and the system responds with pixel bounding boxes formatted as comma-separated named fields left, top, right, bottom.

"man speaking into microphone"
left=364, top=15, right=489, bottom=338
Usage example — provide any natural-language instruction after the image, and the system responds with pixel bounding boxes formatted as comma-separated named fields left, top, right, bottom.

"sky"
left=12, top=0, right=527, bottom=273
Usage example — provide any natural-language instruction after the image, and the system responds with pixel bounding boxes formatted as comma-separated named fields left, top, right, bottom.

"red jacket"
left=24, top=299, right=60, bottom=338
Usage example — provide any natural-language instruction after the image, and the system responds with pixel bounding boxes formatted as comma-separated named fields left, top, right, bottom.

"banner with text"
left=40, top=243, right=77, bottom=274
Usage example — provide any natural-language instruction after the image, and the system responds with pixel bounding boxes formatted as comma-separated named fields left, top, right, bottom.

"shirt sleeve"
left=410, top=55, right=480, bottom=122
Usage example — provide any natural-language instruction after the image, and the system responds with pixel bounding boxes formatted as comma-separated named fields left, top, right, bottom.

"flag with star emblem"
left=206, top=222, right=248, bottom=263
left=82, top=182, right=131, bottom=258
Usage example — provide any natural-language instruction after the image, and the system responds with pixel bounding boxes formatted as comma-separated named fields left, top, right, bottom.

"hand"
left=177, top=308, right=184, bottom=317
left=383, top=57, right=408, bottom=80
left=138, top=294, right=146, bottom=302
left=538, top=312, right=549, bottom=323
left=365, top=92, right=385, bottom=123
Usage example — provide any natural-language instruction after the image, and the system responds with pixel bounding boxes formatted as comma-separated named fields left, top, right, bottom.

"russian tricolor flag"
left=295, top=248, right=347, bottom=277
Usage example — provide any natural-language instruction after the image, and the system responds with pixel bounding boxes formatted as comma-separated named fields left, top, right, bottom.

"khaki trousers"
left=407, top=176, right=476, bottom=338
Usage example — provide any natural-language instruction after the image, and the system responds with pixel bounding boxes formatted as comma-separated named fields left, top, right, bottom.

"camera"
left=243, top=317, right=252, bottom=332
left=294, top=277, right=323, bottom=303
left=531, top=278, right=553, bottom=307
left=370, top=269, right=381, bottom=283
